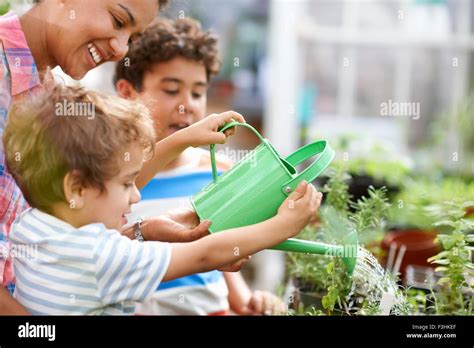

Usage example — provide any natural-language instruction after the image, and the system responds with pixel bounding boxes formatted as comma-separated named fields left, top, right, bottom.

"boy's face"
left=138, top=57, right=208, bottom=140
left=79, top=143, right=143, bottom=230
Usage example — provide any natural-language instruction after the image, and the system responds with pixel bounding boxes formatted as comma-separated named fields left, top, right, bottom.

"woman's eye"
left=113, top=16, right=124, bottom=29
left=192, top=93, right=203, bottom=99
left=124, top=182, right=133, bottom=188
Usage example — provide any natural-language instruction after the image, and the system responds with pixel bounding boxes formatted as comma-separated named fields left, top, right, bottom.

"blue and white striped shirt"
left=132, top=147, right=230, bottom=315
left=10, top=208, right=171, bottom=315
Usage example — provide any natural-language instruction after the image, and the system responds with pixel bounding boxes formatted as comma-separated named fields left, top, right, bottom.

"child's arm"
left=136, top=111, right=245, bottom=189
left=224, top=272, right=286, bottom=315
left=224, top=272, right=252, bottom=313
left=163, top=181, right=322, bottom=281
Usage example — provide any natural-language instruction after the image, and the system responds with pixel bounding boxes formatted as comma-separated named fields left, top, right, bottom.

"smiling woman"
left=21, top=0, right=166, bottom=79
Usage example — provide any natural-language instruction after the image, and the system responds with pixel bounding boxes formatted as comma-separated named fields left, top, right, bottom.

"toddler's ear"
left=115, top=79, right=139, bottom=100
left=63, top=170, right=86, bottom=210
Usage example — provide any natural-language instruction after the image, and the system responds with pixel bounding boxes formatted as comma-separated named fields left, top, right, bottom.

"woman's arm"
left=0, top=287, right=30, bottom=315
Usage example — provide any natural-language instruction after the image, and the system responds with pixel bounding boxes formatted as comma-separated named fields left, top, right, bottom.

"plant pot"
left=465, top=206, right=474, bottom=218
left=381, top=230, right=441, bottom=283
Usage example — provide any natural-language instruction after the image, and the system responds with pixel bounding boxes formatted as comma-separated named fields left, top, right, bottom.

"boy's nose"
left=178, top=94, right=197, bottom=115
left=130, top=185, right=141, bottom=204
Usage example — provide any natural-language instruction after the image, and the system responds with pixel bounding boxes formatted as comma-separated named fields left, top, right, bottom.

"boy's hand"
left=181, top=111, right=246, bottom=147
left=242, top=290, right=287, bottom=316
left=277, top=181, right=323, bottom=237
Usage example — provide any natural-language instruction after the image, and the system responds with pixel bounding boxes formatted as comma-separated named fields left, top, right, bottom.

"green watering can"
left=191, top=122, right=358, bottom=274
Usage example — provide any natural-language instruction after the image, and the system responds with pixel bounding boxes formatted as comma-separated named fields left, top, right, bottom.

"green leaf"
left=434, top=266, right=448, bottom=273
left=431, top=259, right=450, bottom=265
left=326, top=261, right=334, bottom=274
left=437, top=277, right=451, bottom=285
left=433, top=220, right=457, bottom=228
left=438, top=235, right=456, bottom=250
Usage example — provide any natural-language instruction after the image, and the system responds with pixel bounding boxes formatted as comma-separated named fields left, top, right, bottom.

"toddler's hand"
left=277, top=181, right=322, bottom=238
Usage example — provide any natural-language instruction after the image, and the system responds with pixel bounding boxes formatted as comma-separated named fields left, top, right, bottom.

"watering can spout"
left=271, top=238, right=358, bottom=275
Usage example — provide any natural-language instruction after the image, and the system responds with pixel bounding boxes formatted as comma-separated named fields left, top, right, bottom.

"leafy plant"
left=350, top=186, right=390, bottom=246
left=321, top=165, right=352, bottom=215
left=389, top=177, right=474, bottom=231
left=329, top=135, right=411, bottom=187
left=426, top=201, right=474, bottom=315
left=395, top=288, right=431, bottom=315
left=287, top=167, right=392, bottom=315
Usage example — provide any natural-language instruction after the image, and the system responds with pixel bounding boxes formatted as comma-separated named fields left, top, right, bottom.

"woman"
left=0, top=0, right=169, bottom=314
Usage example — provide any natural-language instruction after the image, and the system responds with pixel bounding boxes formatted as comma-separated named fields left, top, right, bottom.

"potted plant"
left=385, top=177, right=474, bottom=281
left=426, top=201, right=474, bottom=315
left=286, top=165, right=392, bottom=315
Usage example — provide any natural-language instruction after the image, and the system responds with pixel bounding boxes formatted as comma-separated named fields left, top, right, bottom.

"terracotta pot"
left=381, top=230, right=441, bottom=282
left=465, top=206, right=474, bottom=217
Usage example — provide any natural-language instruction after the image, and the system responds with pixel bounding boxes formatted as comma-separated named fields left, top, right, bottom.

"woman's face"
left=47, top=0, right=159, bottom=79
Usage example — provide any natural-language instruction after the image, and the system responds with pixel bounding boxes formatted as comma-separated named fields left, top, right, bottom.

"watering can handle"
left=281, top=140, right=335, bottom=195
left=210, top=122, right=265, bottom=182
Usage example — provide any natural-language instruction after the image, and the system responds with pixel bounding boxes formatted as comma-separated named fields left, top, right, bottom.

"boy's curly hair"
left=114, top=17, right=221, bottom=91
left=3, top=82, right=156, bottom=213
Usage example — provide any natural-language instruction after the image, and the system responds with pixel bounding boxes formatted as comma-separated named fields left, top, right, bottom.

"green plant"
left=426, top=201, right=474, bottom=315
left=329, top=135, right=411, bottom=187
left=321, top=165, right=352, bottom=215
left=389, top=177, right=474, bottom=231
left=395, top=288, right=431, bottom=315
left=350, top=186, right=390, bottom=246
left=287, top=166, right=392, bottom=315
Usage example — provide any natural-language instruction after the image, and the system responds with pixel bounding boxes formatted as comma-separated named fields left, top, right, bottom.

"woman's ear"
left=116, top=79, right=139, bottom=100
left=63, top=170, right=86, bottom=210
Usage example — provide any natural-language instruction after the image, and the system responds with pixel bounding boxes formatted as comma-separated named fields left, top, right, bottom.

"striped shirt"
left=132, top=147, right=230, bottom=315
left=10, top=208, right=171, bottom=315
left=0, top=11, right=41, bottom=290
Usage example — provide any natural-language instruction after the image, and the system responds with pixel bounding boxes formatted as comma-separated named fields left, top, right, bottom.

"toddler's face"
left=138, top=57, right=208, bottom=140
left=80, top=143, right=143, bottom=231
